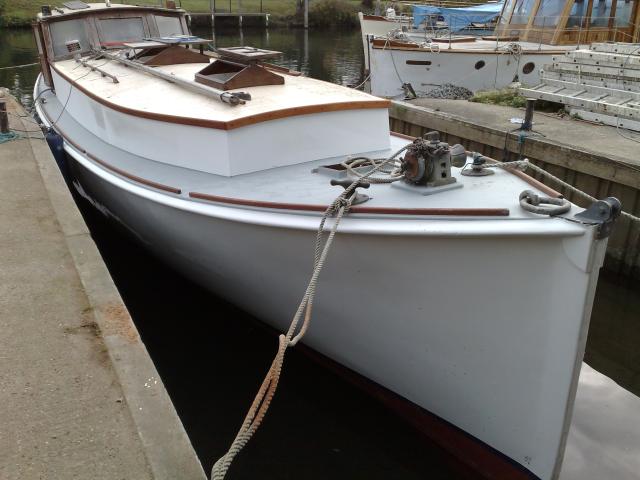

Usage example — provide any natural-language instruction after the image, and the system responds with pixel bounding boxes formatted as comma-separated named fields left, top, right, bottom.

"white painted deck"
left=53, top=58, right=386, bottom=123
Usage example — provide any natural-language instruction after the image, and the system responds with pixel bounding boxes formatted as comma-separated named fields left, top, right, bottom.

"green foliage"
left=469, top=88, right=528, bottom=108
left=1, top=0, right=364, bottom=27
left=309, top=0, right=358, bottom=27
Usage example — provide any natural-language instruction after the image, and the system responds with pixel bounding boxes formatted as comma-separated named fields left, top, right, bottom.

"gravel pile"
left=424, top=83, right=474, bottom=100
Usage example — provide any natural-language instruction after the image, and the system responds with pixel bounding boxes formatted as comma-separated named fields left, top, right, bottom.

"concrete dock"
left=0, top=90, right=206, bottom=479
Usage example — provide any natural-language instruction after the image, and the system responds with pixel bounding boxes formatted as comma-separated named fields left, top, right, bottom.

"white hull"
left=368, top=45, right=555, bottom=97
left=46, top=109, right=606, bottom=480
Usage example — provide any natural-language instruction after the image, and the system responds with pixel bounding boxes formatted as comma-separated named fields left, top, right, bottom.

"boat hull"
left=62, top=142, right=605, bottom=480
left=368, top=46, right=555, bottom=97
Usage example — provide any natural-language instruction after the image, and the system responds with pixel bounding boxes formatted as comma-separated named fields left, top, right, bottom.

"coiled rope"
left=211, top=144, right=410, bottom=480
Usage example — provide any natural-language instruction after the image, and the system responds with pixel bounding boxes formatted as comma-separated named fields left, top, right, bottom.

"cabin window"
left=590, top=0, right=614, bottom=26
left=155, top=15, right=183, bottom=37
left=511, top=0, right=537, bottom=23
left=567, top=0, right=588, bottom=27
left=533, top=0, right=565, bottom=25
left=98, top=17, right=145, bottom=46
left=615, top=0, right=635, bottom=26
left=49, top=19, right=91, bottom=57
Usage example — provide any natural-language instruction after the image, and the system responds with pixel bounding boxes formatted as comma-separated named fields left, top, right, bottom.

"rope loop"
left=519, top=189, right=571, bottom=216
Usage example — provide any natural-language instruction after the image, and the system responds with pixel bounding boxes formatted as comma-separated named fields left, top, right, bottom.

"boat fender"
left=45, top=128, right=68, bottom=174
left=519, top=190, right=571, bottom=216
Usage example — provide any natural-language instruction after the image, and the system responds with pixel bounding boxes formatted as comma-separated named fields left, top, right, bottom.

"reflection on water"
left=0, top=29, right=40, bottom=110
left=1, top=24, right=639, bottom=468
left=0, top=26, right=365, bottom=108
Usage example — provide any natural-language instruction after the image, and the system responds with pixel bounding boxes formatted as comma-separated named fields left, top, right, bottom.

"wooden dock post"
left=0, top=99, right=8, bottom=134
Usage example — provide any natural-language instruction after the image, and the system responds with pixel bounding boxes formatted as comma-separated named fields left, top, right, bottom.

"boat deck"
left=38, top=82, right=587, bottom=224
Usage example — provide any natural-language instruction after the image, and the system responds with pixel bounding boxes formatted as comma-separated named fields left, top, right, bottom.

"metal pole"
left=95, top=50, right=250, bottom=105
left=211, top=0, right=216, bottom=40
left=538, top=16, right=545, bottom=50
left=304, top=0, right=309, bottom=29
left=577, top=18, right=583, bottom=49
left=260, top=0, right=262, bottom=13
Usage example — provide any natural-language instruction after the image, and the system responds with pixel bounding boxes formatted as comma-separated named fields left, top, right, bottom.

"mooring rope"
left=211, top=144, right=410, bottom=480
left=0, top=62, right=39, bottom=71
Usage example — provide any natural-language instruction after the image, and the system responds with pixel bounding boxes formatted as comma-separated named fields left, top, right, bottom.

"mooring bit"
left=0, top=98, right=8, bottom=134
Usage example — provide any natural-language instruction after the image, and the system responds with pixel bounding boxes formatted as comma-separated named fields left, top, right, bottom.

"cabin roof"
left=38, top=2, right=182, bottom=20
left=50, top=57, right=389, bottom=129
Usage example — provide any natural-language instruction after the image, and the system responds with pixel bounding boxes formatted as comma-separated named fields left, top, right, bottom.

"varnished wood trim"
left=371, top=42, right=566, bottom=54
left=389, top=131, right=562, bottom=198
left=50, top=63, right=390, bottom=131
left=299, top=346, right=536, bottom=480
left=40, top=104, right=182, bottom=194
left=390, top=131, right=417, bottom=141
left=488, top=160, right=563, bottom=198
left=85, top=153, right=182, bottom=194
left=41, top=6, right=184, bottom=23
left=189, top=191, right=509, bottom=216
left=362, top=14, right=394, bottom=22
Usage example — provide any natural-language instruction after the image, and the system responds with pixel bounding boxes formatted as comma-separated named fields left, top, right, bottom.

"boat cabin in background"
left=495, top=0, right=640, bottom=44
left=33, top=3, right=188, bottom=87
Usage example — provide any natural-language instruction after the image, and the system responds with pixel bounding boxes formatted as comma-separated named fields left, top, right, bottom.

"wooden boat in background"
left=361, top=0, right=640, bottom=97
left=33, top=4, right=621, bottom=479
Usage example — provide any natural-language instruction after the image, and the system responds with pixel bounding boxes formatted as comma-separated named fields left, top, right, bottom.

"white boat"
left=33, top=4, right=622, bottom=480
left=361, top=0, right=639, bottom=97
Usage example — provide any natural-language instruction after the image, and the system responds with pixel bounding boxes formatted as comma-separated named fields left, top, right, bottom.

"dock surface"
left=0, top=91, right=205, bottom=480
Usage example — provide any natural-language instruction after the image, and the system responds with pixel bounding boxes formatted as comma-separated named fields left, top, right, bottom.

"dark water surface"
left=2, top=25, right=640, bottom=478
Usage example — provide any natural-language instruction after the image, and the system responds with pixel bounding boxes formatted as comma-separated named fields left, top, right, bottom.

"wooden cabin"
left=494, top=0, right=640, bottom=44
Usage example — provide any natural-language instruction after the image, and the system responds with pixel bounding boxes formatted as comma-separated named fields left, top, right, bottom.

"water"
left=0, top=26, right=365, bottom=108
left=2, top=24, right=640, bottom=478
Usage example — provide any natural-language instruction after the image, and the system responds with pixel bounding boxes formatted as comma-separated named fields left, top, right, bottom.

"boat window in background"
left=98, top=17, right=145, bottom=46
left=590, top=0, right=613, bottom=26
left=615, top=0, right=635, bottom=26
left=567, top=0, right=587, bottom=27
left=155, top=15, right=183, bottom=37
left=533, top=0, right=565, bottom=25
left=510, top=0, right=536, bottom=23
left=50, top=19, right=90, bottom=57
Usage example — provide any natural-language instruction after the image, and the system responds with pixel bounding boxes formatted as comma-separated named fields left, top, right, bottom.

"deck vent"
left=195, top=46, right=284, bottom=91
left=65, top=40, right=82, bottom=53
left=62, top=1, right=89, bottom=9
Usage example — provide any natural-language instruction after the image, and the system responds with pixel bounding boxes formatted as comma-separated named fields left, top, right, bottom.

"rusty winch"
left=400, top=131, right=466, bottom=187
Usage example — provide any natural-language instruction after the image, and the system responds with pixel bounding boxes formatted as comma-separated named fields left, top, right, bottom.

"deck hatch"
left=195, top=46, right=284, bottom=90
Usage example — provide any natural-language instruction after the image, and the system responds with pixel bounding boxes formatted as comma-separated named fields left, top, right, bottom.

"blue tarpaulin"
left=413, top=2, right=504, bottom=31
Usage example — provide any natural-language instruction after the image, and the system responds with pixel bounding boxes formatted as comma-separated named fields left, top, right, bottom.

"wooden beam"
left=552, top=0, right=577, bottom=44
left=522, top=0, right=544, bottom=40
